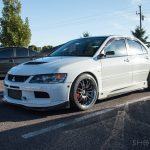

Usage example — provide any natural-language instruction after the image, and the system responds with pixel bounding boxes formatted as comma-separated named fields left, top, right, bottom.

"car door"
left=101, top=38, right=132, bottom=91
left=0, top=48, right=15, bottom=77
left=126, top=39, right=150, bottom=84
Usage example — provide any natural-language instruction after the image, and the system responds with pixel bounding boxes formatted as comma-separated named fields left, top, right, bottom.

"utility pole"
left=136, top=5, right=144, bottom=30
left=139, top=5, right=142, bottom=29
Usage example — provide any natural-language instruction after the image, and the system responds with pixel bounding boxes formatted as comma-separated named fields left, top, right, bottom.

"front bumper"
left=3, top=100, right=69, bottom=110
left=3, top=79, right=72, bottom=109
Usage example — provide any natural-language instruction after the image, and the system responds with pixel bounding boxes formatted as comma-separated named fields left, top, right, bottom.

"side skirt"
left=98, top=81, right=148, bottom=100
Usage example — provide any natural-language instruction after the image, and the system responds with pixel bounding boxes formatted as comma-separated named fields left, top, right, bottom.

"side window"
left=16, top=48, right=28, bottom=57
left=29, top=50, right=38, bottom=56
left=127, top=40, right=143, bottom=55
left=104, top=39, right=127, bottom=57
left=0, top=48, right=14, bottom=58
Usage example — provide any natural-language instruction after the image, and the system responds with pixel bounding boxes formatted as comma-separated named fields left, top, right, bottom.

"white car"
left=3, top=36, right=150, bottom=110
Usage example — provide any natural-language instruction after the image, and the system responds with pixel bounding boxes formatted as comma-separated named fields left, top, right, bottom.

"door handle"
left=145, top=56, right=149, bottom=60
left=124, top=58, right=130, bottom=62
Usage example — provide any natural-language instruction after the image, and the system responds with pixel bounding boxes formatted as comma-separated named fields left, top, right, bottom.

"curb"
left=0, top=91, right=3, bottom=98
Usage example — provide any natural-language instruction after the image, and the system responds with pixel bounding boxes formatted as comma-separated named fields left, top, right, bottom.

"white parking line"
left=22, top=108, right=114, bottom=139
left=115, top=96, right=150, bottom=108
left=22, top=96, right=150, bottom=139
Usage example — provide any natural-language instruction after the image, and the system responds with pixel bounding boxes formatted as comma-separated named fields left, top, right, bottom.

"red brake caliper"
left=74, top=92, right=80, bottom=101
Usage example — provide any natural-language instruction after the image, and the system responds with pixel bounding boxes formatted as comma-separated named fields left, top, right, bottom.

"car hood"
left=9, top=57, right=93, bottom=75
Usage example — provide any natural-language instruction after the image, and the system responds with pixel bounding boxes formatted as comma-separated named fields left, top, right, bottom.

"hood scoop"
left=24, top=62, right=47, bottom=65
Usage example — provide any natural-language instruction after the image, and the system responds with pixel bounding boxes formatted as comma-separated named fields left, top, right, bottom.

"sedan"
left=3, top=36, right=150, bottom=110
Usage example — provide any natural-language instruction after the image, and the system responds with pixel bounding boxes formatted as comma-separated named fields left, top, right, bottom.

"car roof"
left=0, top=47, right=29, bottom=50
left=79, top=35, right=137, bottom=40
left=0, top=47, right=38, bottom=52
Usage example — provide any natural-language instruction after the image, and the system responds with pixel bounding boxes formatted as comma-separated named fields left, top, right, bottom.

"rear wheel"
left=147, top=73, right=150, bottom=89
left=70, top=74, right=98, bottom=110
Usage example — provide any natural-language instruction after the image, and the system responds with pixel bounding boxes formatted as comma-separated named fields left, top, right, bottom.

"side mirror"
left=105, top=51, right=115, bottom=56
left=97, top=53, right=106, bottom=59
left=97, top=51, right=115, bottom=59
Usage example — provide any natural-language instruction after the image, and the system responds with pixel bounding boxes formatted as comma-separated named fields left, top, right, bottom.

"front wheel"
left=70, top=74, right=98, bottom=110
left=147, top=73, right=150, bottom=89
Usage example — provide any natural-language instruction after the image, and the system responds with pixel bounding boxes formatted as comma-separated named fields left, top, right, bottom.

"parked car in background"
left=0, top=47, right=42, bottom=78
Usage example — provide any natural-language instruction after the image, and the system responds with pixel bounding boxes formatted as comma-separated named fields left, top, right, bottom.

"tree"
left=0, top=0, right=31, bottom=47
left=41, top=45, right=53, bottom=55
left=147, top=43, right=150, bottom=48
left=28, top=45, right=39, bottom=52
left=131, top=26, right=149, bottom=43
left=82, top=32, right=90, bottom=38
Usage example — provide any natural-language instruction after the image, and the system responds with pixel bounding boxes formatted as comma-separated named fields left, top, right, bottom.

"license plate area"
left=8, top=89, right=22, bottom=100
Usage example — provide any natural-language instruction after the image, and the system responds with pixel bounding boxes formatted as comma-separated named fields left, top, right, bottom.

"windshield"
left=49, top=37, right=107, bottom=57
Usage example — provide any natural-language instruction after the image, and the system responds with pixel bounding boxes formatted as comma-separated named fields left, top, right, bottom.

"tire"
left=147, top=73, right=150, bottom=89
left=70, top=73, right=98, bottom=111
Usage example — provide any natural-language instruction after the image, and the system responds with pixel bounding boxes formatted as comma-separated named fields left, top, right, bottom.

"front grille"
left=8, top=89, right=22, bottom=100
left=8, top=74, right=30, bottom=82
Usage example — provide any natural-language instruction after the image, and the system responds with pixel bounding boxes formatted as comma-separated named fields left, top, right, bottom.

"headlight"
left=29, top=73, right=67, bottom=84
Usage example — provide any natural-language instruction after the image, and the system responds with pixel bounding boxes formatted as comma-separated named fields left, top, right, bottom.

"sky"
left=0, top=0, right=150, bottom=47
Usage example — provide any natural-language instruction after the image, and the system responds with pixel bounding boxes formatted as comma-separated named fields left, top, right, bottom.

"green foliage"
left=28, top=45, right=38, bottom=51
left=82, top=32, right=90, bottom=38
left=147, top=43, right=150, bottom=48
left=131, top=26, right=149, bottom=43
left=41, top=45, right=53, bottom=54
left=28, top=45, right=41, bottom=52
left=0, top=0, right=31, bottom=47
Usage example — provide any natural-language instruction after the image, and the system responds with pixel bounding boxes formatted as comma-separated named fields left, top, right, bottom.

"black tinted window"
left=104, top=39, right=127, bottom=57
left=50, top=37, right=107, bottom=57
left=0, top=48, right=14, bottom=58
left=16, top=48, right=28, bottom=57
left=29, top=50, right=38, bottom=56
left=127, top=40, right=143, bottom=55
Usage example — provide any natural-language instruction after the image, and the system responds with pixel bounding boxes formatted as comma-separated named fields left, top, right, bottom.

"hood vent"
left=24, top=62, right=47, bottom=65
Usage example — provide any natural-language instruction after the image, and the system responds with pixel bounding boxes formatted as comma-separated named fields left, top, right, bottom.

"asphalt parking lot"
left=0, top=80, right=3, bottom=92
left=1, top=80, right=150, bottom=150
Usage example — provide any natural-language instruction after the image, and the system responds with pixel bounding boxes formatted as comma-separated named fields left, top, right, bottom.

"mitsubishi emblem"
left=12, top=77, right=15, bottom=82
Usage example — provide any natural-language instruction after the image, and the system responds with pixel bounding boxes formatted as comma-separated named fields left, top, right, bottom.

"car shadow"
left=1, top=99, right=150, bottom=150
left=0, top=101, right=77, bottom=122
left=0, top=77, right=5, bottom=80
